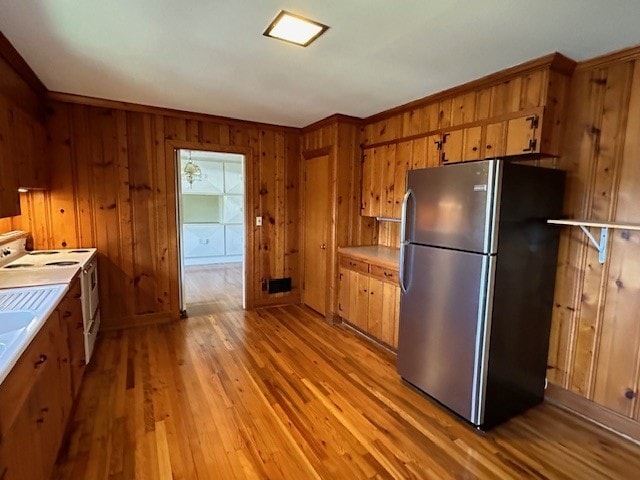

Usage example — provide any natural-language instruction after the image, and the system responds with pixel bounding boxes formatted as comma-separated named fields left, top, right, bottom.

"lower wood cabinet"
left=0, top=281, right=85, bottom=480
left=59, top=277, right=85, bottom=400
left=338, top=255, right=400, bottom=349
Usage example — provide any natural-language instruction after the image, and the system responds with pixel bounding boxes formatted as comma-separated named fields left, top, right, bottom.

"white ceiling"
left=1, top=1, right=640, bottom=127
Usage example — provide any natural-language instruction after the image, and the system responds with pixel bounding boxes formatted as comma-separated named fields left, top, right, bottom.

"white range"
left=0, top=231, right=101, bottom=363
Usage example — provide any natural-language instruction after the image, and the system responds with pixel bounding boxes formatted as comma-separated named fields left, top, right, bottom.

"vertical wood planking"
left=27, top=100, right=301, bottom=327
left=72, top=105, right=96, bottom=249
left=592, top=61, right=640, bottom=417
left=89, top=107, right=119, bottom=322
left=116, top=109, right=135, bottom=319
left=284, top=132, right=300, bottom=300
left=45, top=105, right=79, bottom=248
left=568, top=63, right=633, bottom=397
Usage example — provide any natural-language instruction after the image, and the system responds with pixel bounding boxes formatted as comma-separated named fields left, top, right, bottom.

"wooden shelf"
left=548, top=219, right=640, bottom=264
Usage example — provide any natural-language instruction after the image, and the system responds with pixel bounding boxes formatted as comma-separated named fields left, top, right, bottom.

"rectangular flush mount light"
left=263, top=10, right=329, bottom=47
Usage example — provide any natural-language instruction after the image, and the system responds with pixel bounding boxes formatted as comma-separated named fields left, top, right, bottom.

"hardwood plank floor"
left=53, top=302, right=640, bottom=479
left=183, top=263, right=242, bottom=314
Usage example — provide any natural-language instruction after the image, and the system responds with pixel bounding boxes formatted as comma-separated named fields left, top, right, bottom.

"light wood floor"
left=52, top=302, right=640, bottom=479
left=183, top=263, right=243, bottom=314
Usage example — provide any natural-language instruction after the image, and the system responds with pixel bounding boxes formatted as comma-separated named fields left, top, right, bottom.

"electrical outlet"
left=256, top=216, right=263, bottom=226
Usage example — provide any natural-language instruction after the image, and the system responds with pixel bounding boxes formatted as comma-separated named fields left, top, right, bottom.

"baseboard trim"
left=545, top=383, right=640, bottom=444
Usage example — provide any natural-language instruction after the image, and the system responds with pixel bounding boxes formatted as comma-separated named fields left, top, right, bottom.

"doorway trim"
left=166, top=140, right=254, bottom=313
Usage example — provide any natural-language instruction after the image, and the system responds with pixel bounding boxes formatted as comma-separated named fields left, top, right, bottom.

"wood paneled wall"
left=17, top=100, right=300, bottom=328
left=547, top=52, right=640, bottom=422
left=301, top=116, right=376, bottom=317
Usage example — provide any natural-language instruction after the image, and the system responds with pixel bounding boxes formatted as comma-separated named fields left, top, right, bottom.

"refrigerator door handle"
left=399, top=189, right=414, bottom=294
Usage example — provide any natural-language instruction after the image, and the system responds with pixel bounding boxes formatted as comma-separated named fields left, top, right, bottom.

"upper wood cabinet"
left=0, top=97, right=49, bottom=218
left=440, top=126, right=482, bottom=164
left=12, top=107, right=48, bottom=190
left=360, top=54, right=574, bottom=217
left=0, top=97, right=20, bottom=218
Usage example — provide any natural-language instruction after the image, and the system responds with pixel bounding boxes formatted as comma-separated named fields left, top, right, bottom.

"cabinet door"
left=367, top=277, right=384, bottom=340
left=224, top=224, right=244, bottom=256
left=393, top=142, right=411, bottom=219
left=183, top=224, right=225, bottom=258
left=462, top=126, right=482, bottom=162
left=338, top=267, right=350, bottom=320
left=353, top=272, right=370, bottom=331
left=0, top=312, right=65, bottom=480
left=33, top=318, right=67, bottom=479
left=0, top=393, right=46, bottom=480
left=62, top=280, right=86, bottom=399
left=505, top=114, right=540, bottom=156
left=0, top=98, right=20, bottom=218
left=484, top=121, right=507, bottom=158
left=380, top=144, right=396, bottom=219
left=13, top=108, right=48, bottom=189
left=380, top=282, right=400, bottom=348
left=440, top=129, right=464, bottom=164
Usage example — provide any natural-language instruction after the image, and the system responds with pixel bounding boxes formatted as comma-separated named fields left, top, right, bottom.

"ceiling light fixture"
left=182, top=151, right=202, bottom=188
left=263, top=10, right=329, bottom=47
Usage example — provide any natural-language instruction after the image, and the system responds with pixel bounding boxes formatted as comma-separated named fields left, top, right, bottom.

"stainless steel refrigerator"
left=397, top=159, right=564, bottom=429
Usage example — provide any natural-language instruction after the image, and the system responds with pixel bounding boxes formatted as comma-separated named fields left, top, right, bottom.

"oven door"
left=83, top=259, right=100, bottom=320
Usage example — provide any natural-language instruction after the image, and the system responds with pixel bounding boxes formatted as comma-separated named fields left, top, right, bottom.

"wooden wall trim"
left=165, top=140, right=256, bottom=309
left=576, top=43, right=640, bottom=71
left=302, top=146, right=332, bottom=159
left=47, top=91, right=301, bottom=134
left=0, top=31, right=46, bottom=96
left=546, top=384, right=640, bottom=443
left=364, top=52, right=576, bottom=124
left=302, top=114, right=362, bottom=132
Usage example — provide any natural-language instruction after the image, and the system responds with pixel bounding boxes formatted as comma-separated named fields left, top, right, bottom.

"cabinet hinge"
left=522, top=138, right=538, bottom=153
left=526, top=115, right=539, bottom=130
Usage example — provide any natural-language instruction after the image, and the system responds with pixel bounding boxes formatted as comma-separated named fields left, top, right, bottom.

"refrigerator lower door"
left=398, top=244, right=493, bottom=425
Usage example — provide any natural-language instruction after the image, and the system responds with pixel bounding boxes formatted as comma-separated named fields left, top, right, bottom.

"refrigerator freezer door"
left=397, top=244, right=490, bottom=424
left=405, top=160, right=501, bottom=254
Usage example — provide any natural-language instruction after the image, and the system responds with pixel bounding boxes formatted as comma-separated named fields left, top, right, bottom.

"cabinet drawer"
left=370, top=264, right=399, bottom=284
left=339, top=256, right=369, bottom=274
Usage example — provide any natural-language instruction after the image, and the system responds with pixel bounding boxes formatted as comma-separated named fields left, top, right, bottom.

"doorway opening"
left=176, top=149, right=246, bottom=315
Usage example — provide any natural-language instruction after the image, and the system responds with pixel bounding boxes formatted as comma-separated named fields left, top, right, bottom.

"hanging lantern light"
left=182, top=151, right=202, bottom=188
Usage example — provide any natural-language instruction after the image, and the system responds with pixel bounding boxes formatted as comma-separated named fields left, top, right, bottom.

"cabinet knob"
left=486, top=145, right=492, bottom=150
left=34, top=354, right=47, bottom=368
left=625, top=389, right=637, bottom=400
left=472, top=146, right=478, bottom=152
left=320, top=244, right=326, bottom=250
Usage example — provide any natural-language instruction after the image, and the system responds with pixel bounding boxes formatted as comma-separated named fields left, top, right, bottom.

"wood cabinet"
left=338, top=254, right=400, bottom=349
left=0, top=310, right=68, bottom=480
left=60, top=277, right=85, bottom=399
left=0, top=97, right=20, bottom=218
left=12, top=107, right=48, bottom=190
left=0, top=282, right=84, bottom=480
left=440, top=126, right=482, bottom=164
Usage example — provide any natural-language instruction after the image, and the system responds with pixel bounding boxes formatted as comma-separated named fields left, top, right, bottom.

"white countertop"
left=0, top=266, right=80, bottom=289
